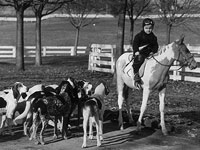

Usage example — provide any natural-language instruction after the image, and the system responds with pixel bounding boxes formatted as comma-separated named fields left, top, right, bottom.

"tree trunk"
left=112, top=0, right=127, bottom=84
left=115, top=7, right=126, bottom=60
left=16, top=9, right=25, bottom=71
left=166, top=24, right=172, bottom=44
left=35, top=15, right=42, bottom=66
left=130, top=18, right=135, bottom=45
left=73, top=27, right=80, bottom=56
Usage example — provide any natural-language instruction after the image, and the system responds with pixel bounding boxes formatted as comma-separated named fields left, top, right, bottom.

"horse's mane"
left=155, top=42, right=174, bottom=56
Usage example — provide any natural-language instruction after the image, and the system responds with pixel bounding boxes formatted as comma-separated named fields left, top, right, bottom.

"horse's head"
left=174, top=35, right=197, bottom=70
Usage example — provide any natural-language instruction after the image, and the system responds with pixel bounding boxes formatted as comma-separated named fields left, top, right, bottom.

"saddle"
left=123, top=55, right=148, bottom=79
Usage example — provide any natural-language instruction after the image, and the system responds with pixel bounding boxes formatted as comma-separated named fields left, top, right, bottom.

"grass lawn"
left=0, top=17, right=200, bottom=47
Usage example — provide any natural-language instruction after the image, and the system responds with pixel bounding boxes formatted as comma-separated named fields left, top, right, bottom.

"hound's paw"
left=88, top=135, right=93, bottom=140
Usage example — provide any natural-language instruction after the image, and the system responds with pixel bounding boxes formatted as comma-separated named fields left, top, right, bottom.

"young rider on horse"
left=132, top=18, right=158, bottom=88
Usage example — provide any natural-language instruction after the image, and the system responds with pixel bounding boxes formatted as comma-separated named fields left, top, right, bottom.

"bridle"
left=150, top=44, right=194, bottom=71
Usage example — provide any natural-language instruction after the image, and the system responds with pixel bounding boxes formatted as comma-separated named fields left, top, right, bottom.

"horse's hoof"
left=162, top=130, right=168, bottom=136
left=63, top=136, right=68, bottom=140
left=100, top=136, right=103, bottom=141
left=97, top=142, right=101, bottom=147
left=82, top=144, right=87, bottom=148
left=52, top=135, right=58, bottom=140
left=120, top=125, right=124, bottom=130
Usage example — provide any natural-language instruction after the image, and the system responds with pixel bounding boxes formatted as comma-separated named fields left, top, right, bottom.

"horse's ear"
left=176, top=34, right=185, bottom=45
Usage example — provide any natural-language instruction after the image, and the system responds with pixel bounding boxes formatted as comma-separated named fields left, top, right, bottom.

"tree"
left=0, top=0, right=33, bottom=71
left=154, top=0, right=200, bottom=44
left=106, top=0, right=127, bottom=60
left=62, top=0, right=102, bottom=56
left=31, top=0, right=72, bottom=66
left=127, top=0, right=151, bottom=45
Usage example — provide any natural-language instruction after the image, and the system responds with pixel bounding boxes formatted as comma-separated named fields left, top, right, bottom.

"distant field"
left=0, top=17, right=200, bottom=47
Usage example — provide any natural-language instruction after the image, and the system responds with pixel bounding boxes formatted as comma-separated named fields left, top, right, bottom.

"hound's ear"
left=12, top=83, right=20, bottom=99
left=176, top=34, right=185, bottom=45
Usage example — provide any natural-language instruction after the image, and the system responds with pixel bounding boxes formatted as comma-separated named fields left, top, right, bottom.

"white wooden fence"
left=88, top=44, right=200, bottom=83
left=0, top=46, right=87, bottom=58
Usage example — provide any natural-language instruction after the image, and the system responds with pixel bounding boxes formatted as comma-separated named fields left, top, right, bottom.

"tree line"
left=0, top=0, right=200, bottom=71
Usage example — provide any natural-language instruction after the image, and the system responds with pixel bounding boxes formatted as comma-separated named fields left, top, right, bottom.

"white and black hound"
left=14, top=84, right=58, bottom=136
left=29, top=78, right=93, bottom=145
left=82, top=80, right=109, bottom=148
left=0, top=82, right=28, bottom=135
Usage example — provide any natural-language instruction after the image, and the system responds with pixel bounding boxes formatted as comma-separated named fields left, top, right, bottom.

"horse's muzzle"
left=189, top=61, right=197, bottom=70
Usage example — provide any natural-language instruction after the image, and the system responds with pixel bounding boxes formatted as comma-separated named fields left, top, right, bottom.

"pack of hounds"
left=0, top=77, right=110, bottom=148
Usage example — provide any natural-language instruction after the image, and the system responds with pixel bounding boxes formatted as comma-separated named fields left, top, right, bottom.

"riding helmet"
left=142, top=18, right=154, bottom=27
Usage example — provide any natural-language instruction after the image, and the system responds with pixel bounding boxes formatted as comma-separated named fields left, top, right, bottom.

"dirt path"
left=0, top=121, right=200, bottom=150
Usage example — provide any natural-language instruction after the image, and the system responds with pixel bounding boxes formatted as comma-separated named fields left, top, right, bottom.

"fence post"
left=13, top=46, right=16, bottom=58
left=43, top=47, right=46, bottom=56
left=111, top=45, right=115, bottom=73
left=71, top=47, right=76, bottom=56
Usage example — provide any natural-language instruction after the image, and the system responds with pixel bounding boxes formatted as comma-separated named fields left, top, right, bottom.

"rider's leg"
left=132, top=55, right=144, bottom=87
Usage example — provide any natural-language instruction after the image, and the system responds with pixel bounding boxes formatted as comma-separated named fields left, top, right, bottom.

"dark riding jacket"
left=133, top=30, right=158, bottom=57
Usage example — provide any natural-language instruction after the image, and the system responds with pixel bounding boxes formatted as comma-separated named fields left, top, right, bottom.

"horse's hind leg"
left=124, top=86, right=134, bottom=125
left=137, top=87, right=150, bottom=132
left=159, top=87, right=168, bottom=135
left=117, top=84, right=125, bottom=130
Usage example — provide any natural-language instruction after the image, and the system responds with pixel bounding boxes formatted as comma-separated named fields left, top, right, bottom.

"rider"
left=132, top=18, right=158, bottom=88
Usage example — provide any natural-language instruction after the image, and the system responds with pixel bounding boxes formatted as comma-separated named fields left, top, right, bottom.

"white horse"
left=116, top=35, right=197, bottom=135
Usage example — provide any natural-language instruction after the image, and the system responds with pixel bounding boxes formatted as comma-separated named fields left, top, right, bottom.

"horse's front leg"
left=137, top=87, right=150, bottom=132
left=159, top=87, right=168, bottom=135
left=118, top=91, right=124, bottom=130
left=124, top=89, right=134, bottom=125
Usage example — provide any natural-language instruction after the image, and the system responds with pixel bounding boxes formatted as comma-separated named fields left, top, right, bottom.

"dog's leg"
left=24, top=112, right=32, bottom=136
left=29, top=112, right=38, bottom=141
left=39, top=115, right=47, bottom=145
left=7, top=118, right=14, bottom=136
left=61, top=116, right=68, bottom=139
left=0, top=115, right=6, bottom=135
left=99, top=114, right=103, bottom=141
left=94, top=115, right=101, bottom=147
left=82, top=109, right=89, bottom=148
left=88, top=117, right=93, bottom=140
left=53, top=116, right=58, bottom=139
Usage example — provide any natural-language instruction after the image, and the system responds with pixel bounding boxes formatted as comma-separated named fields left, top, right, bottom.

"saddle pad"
left=123, top=58, right=148, bottom=78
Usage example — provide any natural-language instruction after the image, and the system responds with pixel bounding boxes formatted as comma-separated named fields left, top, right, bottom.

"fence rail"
left=88, top=44, right=200, bottom=83
left=0, top=46, right=87, bottom=58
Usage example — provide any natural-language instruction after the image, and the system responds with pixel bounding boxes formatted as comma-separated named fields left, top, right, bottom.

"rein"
left=150, top=54, right=184, bottom=71
left=150, top=46, right=193, bottom=71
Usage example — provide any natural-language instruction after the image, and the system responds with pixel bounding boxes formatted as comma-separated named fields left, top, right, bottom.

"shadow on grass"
left=0, top=131, right=25, bottom=143
left=101, top=127, right=155, bottom=148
